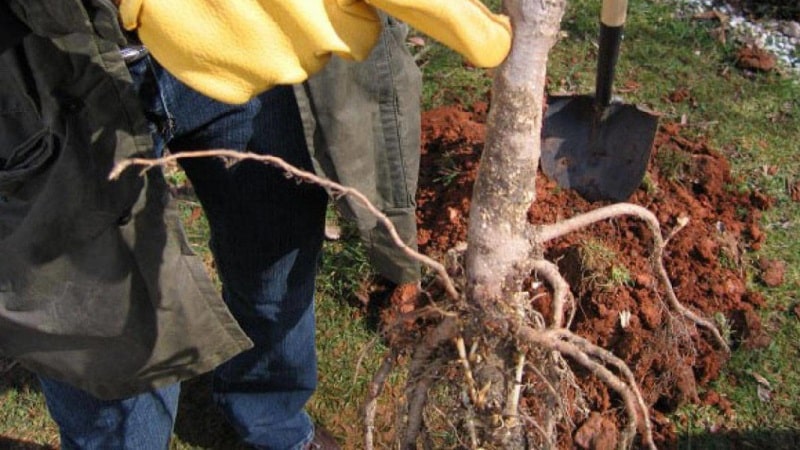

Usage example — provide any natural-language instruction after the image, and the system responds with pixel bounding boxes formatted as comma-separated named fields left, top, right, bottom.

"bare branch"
left=110, top=149, right=460, bottom=300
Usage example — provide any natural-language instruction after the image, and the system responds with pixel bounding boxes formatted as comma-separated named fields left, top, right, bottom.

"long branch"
left=110, top=149, right=459, bottom=300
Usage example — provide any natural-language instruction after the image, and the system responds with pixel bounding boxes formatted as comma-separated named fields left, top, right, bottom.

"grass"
left=1, top=0, right=799, bottom=448
left=579, top=238, right=634, bottom=290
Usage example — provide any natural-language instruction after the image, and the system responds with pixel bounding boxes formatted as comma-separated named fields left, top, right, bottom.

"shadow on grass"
left=1, top=357, right=247, bottom=449
left=172, top=373, right=249, bottom=450
left=0, top=358, right=39, bottom=394
left=0, top=437, right=54, bottom=450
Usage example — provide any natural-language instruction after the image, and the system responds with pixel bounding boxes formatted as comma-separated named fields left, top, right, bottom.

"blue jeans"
left=39, top=58, right=327, bottom=450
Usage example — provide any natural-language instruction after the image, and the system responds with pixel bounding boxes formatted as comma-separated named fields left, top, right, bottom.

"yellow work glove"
left=119, top=0, right=511, bottom=104
left=364, top=0, right=511, bottom=68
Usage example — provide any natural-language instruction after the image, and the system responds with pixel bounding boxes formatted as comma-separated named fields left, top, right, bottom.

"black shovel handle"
left=596, top=0, right=628, bottom=108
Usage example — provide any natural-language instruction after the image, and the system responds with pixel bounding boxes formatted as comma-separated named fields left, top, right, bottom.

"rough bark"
left=462, top=1, right=568, bottom=447
left=466, top=0, right=567, bottom=303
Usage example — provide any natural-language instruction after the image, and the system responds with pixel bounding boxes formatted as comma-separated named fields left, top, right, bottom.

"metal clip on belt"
left=119, top=45, right=149, bottom=65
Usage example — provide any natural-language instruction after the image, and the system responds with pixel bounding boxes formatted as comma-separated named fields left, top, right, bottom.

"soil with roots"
left=374, top=100, right=775, bottom=448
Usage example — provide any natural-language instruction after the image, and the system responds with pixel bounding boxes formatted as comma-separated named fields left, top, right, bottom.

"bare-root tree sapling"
left=111, top=1, right=730, bottom=448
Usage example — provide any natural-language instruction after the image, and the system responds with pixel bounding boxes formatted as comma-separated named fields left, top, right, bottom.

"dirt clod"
left=736, top=45, right=777, bottom=71
left=758, top=257, right=787, bottom=287
left=574, top=412, right=619, bottom=450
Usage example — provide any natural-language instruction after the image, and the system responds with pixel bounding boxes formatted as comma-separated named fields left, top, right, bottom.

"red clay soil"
left=414, top=102, right=774, bottom=448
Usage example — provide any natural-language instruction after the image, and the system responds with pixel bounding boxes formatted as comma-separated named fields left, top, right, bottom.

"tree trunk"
left=466, top=0, right=567, bottom=303
left=462, top=1, right=567, bottom=447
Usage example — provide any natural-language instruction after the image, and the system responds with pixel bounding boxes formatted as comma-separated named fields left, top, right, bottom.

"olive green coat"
left=0, top=0, right=253, bottom=399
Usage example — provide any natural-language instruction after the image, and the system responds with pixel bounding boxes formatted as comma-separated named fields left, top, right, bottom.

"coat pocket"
left=0, top=127, right=57, bottom=196
left=0, top=55, right=57, bottom=197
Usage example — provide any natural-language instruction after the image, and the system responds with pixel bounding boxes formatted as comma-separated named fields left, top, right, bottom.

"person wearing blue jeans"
left=36, top=55, right=328, bottom=450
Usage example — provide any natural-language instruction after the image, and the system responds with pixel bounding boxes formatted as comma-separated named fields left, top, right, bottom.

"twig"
left=110, top=149, right=460, bottom=300
left=364, top=351, right=396, bottom=450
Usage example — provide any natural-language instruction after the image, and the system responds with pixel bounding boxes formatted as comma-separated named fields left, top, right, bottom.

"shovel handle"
left=596, top=0, right=628, bottom=108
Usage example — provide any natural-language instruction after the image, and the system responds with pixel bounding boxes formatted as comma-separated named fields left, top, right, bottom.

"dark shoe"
left=306, top=425, right=341, bottom=450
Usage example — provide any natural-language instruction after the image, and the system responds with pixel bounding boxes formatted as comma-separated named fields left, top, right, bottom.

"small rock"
left=781, top=21, right=800, bottom=39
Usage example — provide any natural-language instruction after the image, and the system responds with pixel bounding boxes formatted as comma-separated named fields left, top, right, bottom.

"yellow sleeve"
left=365, top=0, right=511, bottom=68
left=118, top=0, right=511, bottom=104
left=119, top=0, right=381, bottom=104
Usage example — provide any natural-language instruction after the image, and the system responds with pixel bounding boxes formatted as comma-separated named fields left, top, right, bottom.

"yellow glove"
left=364, top=0, right=511, bottom=68
left=119, top=0, right=511, bottom=104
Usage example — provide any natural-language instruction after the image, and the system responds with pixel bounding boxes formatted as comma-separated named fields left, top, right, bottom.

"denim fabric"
left=39, top=377, right=179, bottom=450
left=39, top=58, right=327, bottom=450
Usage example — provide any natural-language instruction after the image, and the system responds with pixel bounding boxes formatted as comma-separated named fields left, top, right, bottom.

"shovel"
left=540, top=0, right=659, bottom=202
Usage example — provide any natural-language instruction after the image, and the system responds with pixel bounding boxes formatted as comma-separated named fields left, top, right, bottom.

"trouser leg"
left=39, top=376, right=179, bottom=450
left=166, top=82, right=327, bottom=450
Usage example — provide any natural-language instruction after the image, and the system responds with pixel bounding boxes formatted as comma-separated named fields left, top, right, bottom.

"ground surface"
left=406, top=100, right=778, bottom=448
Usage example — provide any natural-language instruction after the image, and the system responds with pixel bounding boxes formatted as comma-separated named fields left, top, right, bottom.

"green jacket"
left=0, top=0, right=252, bottom=399
left=1, top=1, right=422, bottom=399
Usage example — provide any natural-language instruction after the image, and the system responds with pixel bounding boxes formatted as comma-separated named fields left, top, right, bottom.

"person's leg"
left=39, top=376, right=179, bottom=450
left=161, top=66, right=327, bottom=449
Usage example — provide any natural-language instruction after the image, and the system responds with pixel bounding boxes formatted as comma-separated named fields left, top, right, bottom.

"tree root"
left=402, top=359, right=442, bottom=449
left=397, top=318, right=459, bottom=448
left=514, top=326, right=657, bottom=450
left=364, top=351, right=395, bottom=450
left=530, top=259, right=575, bottom=329
left=536, top=202, right=730, bottom=352
left=110, top=150, right=460, bottom=300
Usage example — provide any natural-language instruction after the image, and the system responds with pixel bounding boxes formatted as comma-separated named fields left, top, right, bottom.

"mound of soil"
left=413, top=102, right=773, bottom=448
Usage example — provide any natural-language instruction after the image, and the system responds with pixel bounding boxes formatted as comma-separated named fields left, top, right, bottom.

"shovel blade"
left=541, top=95, right=659, bottom=202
